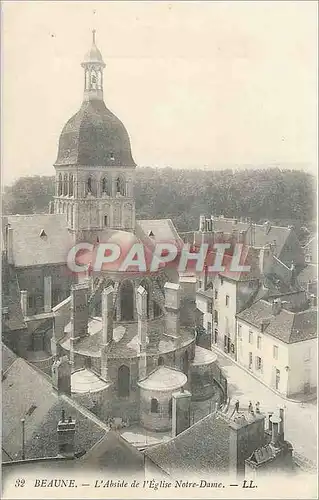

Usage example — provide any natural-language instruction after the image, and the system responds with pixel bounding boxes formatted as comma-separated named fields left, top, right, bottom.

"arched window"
left=70, top=206, right=74, bottom=228
left=67, top=204, right=71, bottom=224
left=183, top=351, right=189, bottom=375
left=151, top=398, right=159, bottom=413
left=153, top=301, right=162, bottom=318
left=120, top=281, right=134, bottom=321
left=158, top=356, right=164, bottom=366
left=118, top=365, right=130, bottom=397
left=58, top=174, right=62, bottom=196
left=90, top=70, right=97, bottom=90
left=168, top=398, right=172, bottom=418
left=63, top=174, right=68, bottom=196
left=69, top=174, right=74, bottom=196
left=87, top=176, right=92, bottom=194
left=116, top=176, right=125, bottom=196
left=101, top=176, right=110, bottom=195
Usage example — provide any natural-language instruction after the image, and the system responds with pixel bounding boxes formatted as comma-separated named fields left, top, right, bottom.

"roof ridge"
left=60, top=394, right=109, bottom=431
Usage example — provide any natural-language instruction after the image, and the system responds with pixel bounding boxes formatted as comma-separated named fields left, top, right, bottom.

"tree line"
left=2, top=167, right=316, bottom=237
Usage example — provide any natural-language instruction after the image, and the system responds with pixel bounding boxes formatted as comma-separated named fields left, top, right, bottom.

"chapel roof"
left=138, top=366, right=187, bottom=392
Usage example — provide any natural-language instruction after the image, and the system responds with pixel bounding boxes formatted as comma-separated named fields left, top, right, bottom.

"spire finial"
left=92, top=29, right=96, bottom=44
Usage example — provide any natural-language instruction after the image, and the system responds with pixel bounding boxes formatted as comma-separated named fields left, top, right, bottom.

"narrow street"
left=215, top=350, right=318, bottom=465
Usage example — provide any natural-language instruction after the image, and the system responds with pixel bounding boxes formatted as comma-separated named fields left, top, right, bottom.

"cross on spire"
left=92, top=29, right=96, bottom=44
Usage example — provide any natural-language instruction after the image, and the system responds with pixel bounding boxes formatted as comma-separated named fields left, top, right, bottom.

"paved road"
left=215, top=351, right=318, bottom=464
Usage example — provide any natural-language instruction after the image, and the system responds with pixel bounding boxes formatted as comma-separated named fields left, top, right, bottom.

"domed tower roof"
left=55, top=31, right=136, bottom=168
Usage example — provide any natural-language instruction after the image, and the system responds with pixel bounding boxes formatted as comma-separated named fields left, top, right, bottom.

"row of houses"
left=193, top=216, right=317, bottom=399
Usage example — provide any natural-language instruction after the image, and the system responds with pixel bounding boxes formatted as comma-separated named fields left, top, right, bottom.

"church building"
left=2, top=32, right=224, bottom=432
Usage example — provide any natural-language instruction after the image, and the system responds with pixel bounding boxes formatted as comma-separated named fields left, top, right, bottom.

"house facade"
left=236, top=297, right=317, bottom=397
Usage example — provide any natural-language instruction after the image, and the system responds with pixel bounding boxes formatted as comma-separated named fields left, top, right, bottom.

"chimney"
left=57, top=411, right=76, bottom=458
left=20, top=290, right=28, bottom=317
left=48, top=201, right=54, bottom=214
left=164, top=282, right=181, bottom=339
left=136, top=285, right=148, bottom=379
left=270, top=414, right=281, bottom=446
left=310, top=294, right=317, bottom=307
left=239, top=230, right=246, bottom=244
left=44, top=275, right=52, bottom=313
left=272, top=298, right=282, bottom=315
left=6, top=227, right=14, bottom=264
left=71, top=283, right=89, bottom=339
left=52, top=356, right=71, bottom=395
left=264, top=221, right=271, bottom=234
left=268, top=412, right=273, bottom=432
left=172, top=388, right=191, bottom=437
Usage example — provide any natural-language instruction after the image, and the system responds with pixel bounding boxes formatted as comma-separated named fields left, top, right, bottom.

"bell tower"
left=82, top=29, right=106, bottom=102
left=53, top=31, right=136, bottom=242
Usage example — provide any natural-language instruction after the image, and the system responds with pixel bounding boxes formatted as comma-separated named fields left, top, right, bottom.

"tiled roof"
left=2, top=344, right=17, bottom=373
left=6, top=214, right=73, bottom=267
left=137, top=219, right=183, bottom=245
left=218, top=247, right=261, bottom=282
left=2, top=357, right=106, bottom=461
left=210, top=219, right=292, bottom=256
left=237, top=300, right=317, bottom=344
left=80, top=431, right=144, bottom=471
left=61, top=317, right=194, bottom=359
left=298, top=264, right=317, bottom=285
left=196, top=219, right=304, bottom=267
left=145, top=412, right=231, bottom=475
left=2, top=268, right=26, bottom=332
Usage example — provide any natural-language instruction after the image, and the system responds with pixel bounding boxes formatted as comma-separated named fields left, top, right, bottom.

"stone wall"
left=139, top=388, right=173, bottom=431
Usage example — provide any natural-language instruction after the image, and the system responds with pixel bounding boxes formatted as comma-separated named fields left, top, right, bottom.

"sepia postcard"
left=1, top=1, right=318, bottom=499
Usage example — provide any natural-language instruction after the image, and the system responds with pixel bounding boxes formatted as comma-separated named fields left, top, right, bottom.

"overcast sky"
left=2, top=1, right=317, bottom=185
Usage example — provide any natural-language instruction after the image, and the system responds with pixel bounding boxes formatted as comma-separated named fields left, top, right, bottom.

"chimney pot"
left=270, top=414, right=281, bottom=446
left=272, top=298, right=282, bottom=315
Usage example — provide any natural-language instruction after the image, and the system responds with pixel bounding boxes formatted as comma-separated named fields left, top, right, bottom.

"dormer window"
left=148, top=230, right=155, bottom=237
left=110, top=153, right=115, bottom=162
left=39, top=229, right=47, bottom=238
